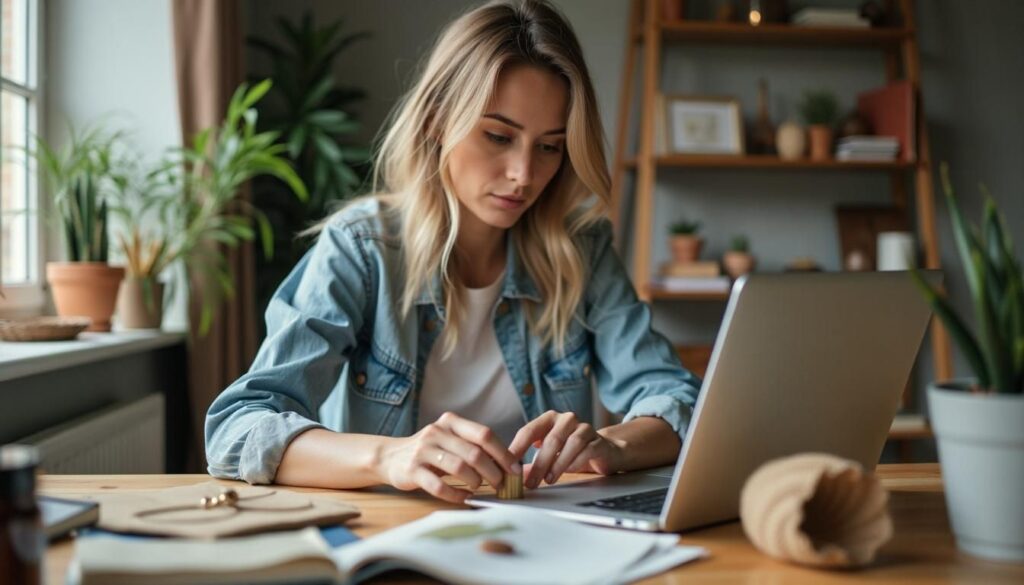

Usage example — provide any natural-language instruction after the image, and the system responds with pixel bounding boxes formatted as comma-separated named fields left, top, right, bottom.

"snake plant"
left=910, top=164, right=1024, bottom=394
left=29, top=125, right=122, bottom=262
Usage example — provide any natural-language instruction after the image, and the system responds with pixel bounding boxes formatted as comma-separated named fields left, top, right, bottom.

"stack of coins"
left=496, top=472, right=524, bottom=500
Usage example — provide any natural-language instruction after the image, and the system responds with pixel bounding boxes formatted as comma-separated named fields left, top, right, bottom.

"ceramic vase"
left=117, top=278, right=165, bottom=329
left=740, top=453, right=893, bottom=568
left=776, top=122, right=806, bottom=160
left=929, top=382, right=1024, bottom=563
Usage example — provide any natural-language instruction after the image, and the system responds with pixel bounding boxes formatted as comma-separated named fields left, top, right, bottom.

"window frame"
left=1, top=0, right=46, bottom=316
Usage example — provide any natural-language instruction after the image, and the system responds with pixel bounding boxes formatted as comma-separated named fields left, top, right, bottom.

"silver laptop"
left=468, top=270, right=939, bottom=532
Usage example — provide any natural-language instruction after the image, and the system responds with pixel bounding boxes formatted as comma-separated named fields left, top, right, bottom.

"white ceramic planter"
left=928, top=382, right=1024, bottom=563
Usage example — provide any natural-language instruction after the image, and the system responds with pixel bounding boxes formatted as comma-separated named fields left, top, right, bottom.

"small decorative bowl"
left=0, top=316, right=93, bottom=342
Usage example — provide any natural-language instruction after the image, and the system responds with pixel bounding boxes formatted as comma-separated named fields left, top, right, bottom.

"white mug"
left=877, top=231, right=916, bottom=271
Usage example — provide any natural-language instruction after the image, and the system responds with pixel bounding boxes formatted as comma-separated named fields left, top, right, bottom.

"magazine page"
left=333, top=507, right=704, bottom=585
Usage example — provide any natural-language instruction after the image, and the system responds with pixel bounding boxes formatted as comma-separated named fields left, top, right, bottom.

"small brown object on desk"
left=480, top=539, right=516, bottom=555
left=40, top=466, right=1024, bottom=584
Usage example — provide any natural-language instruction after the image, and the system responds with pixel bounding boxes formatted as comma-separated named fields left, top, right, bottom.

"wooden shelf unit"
left=637, top=20, right=911, bottom=46
left=623, top=154, right=915, bottom=170
left=610, top=0, right=954, bottom=419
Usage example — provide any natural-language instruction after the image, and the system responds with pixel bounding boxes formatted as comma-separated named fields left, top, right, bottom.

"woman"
left=206, top=0, right=701, bottom=504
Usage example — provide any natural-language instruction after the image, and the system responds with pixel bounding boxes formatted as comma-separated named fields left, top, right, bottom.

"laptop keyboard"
left=576, top=487, right=668, bottom=515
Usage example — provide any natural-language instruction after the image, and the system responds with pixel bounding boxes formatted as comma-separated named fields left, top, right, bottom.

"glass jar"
left=0, top=444, right=44, bottom=585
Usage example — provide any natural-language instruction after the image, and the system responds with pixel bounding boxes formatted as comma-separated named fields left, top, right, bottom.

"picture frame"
left=664, top=95, right=745, bottom=155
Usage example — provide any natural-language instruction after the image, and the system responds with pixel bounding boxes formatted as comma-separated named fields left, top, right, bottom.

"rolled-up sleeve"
left=582, top=220, right=702, bottom=443
left=205, top=220, right=369, bottom=484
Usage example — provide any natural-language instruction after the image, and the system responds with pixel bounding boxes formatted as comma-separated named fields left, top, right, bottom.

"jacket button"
left=424, top=318, right=437, bottom=332
left=583, top=364, right=591, bottom=376
left=497, top=301, right=510, bottom=315
left=523, top=383, right=535, bottom=396
left=355, top=372, right=367, bottom=386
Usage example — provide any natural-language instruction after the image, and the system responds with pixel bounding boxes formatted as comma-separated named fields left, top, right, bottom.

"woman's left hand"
left=509, top=410, right=626, bottom=489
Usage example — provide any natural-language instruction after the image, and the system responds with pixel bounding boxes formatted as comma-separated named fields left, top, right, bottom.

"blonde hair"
left=326, top=0, right=610, bottom=357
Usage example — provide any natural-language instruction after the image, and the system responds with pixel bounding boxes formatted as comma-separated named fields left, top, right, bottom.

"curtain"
left=171, top=0, right=257, bottom=472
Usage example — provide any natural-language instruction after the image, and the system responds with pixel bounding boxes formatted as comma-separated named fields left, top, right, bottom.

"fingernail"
left=546, top=473, right=554, bottom=484
left=511, top=462, right=523, bottom=475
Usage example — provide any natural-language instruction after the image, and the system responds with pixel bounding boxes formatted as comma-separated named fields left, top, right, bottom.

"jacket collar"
left=415, top=234, right=542, bottom=307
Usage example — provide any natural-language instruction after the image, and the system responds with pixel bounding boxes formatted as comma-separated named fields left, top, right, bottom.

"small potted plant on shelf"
left=108, top=160, right=177, bottom=329
left=723, top=234, right=756, bottom=279
left=30, top=125, right=126, bottom=331
left=668, top=218, right=703, bottom=264
left=909, top=164, right=1024, bottom=563
left=798, top=89, right=839, bottom=161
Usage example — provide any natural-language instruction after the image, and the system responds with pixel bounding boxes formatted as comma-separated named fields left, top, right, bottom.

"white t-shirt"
left=416, top=273, right=527, bottom=447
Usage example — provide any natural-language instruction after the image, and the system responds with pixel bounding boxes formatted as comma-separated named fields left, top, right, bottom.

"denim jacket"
left=205, top=198, right=702, bottom=484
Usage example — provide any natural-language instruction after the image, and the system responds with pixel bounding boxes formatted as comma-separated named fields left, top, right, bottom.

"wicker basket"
left=0, top=316, right=92, bottom=342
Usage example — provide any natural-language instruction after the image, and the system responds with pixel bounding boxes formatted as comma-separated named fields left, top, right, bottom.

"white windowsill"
left=0, top=329, right=187, bottom=383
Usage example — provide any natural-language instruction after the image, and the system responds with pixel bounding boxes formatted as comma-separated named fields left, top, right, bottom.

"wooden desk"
left=40, top=464, right=1024, bottom=584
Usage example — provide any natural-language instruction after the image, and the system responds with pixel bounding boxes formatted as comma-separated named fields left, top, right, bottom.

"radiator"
left=19, top=393, right=166, bottom=474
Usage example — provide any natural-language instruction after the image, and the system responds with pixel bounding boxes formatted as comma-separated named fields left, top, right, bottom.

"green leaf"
left=909, top=266, right=990, bottom=388
left=312, top=132, right=342, bottom=163
left=287, top=125, right=309, bottom=159
left=301, top=77, right=334, bottom=113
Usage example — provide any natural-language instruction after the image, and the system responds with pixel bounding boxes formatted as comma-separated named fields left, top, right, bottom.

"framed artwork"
left=665, top=96, right=745, bottom=155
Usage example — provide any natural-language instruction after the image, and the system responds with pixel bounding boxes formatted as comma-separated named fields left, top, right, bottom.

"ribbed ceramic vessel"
left=740, top=453, right=893, bottom=568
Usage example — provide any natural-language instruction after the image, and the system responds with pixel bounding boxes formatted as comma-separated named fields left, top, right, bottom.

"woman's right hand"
left=377, top=411, right=523, bottom=503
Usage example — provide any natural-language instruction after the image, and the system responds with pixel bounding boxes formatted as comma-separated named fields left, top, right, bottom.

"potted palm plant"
left=31, top=125, right=125, bottom=331
left=109, top=160, right=177, bottom=329
left=909, top=164, right=1024, bottom=563
left=668, top=218, right=703, bottom=264
left=161, top=79, right=308, bottom=335
left=799, top=90, right=839, bottom=161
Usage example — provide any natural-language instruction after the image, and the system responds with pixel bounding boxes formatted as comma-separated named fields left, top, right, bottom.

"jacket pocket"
left=542, top=334, right=593, bottom=413
left=347, top=349, right=414, bottom=435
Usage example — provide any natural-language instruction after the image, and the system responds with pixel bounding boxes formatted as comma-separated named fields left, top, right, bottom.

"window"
left=1, top=0, right=43, bottom=311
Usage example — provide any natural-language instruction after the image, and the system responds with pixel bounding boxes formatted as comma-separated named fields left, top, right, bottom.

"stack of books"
left=654, top=261, right=731, bottom=293
left=791, top=8, right=870, bottom=28
left=836, top=136, right=900, bottom=161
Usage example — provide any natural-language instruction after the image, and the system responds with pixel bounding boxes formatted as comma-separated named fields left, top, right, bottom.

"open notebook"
left=70, top=507, right=707, bottom=585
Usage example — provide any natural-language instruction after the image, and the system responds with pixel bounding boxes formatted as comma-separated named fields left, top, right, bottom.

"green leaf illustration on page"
left=419, top=523, right=516, bottom=541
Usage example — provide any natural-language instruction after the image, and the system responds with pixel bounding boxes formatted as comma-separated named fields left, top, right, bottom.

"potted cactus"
left=668, top=218, right=703, bottom=264
left=723, top=234, right=756, bottom=280
left=799, top=90, right=839, bottom=161
left=909, top=164, right=1024, bottom=563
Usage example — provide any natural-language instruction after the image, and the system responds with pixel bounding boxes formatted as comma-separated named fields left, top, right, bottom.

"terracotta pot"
left=723, top=251, right=756, bottom=280
left=808, top=125, right=834, bottom=161
left=776, top=122, right=806, bottom=160
left=670, top=235, right=703, bottom=264
left=46, top=262, right=125, bottom=332
left=118, top=278, right=165, bottom=330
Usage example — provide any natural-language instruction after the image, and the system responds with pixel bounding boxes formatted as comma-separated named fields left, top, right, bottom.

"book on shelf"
left=70, top=507, right=707, bottom=585
left=836, top=150, right=898, bottom=162
left=660, top=260, right=721, bottom=278
left=791, top=7, right=870, bottom=28
left=653, top=275, right=732, bottom=293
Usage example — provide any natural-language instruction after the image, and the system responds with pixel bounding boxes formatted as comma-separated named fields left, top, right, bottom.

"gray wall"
left=248, top=0, right=1024, bottom=412
left=45, top=0, right=187, bottom=329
